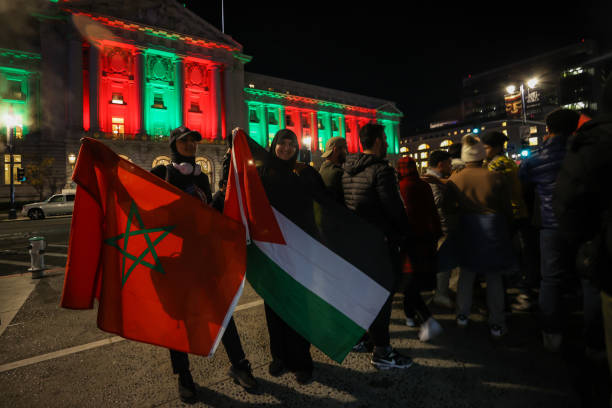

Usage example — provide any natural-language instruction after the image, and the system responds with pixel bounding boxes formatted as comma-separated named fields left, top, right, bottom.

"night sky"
left=186, top=1, right=612, bottom=133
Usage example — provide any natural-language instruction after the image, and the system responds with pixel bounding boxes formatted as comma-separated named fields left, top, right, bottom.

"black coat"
left=553, top=114, right=612, bottom=292
left=151, top=164, right=212, bottom=203
left=342, top=153, right=410, bottom=245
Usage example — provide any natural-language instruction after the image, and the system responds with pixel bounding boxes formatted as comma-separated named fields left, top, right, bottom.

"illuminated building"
left=0, top=1, right=402, bottom=202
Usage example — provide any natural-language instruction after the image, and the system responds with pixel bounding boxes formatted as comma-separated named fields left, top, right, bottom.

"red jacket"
left=397, top=157, right=442, bottom=274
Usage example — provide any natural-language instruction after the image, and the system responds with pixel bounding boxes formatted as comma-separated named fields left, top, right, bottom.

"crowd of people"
left=149, top=75, right=612, bottom=405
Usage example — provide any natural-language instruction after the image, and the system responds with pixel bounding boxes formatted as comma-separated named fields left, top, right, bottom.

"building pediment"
left=61, top=0, right=241, bottom=51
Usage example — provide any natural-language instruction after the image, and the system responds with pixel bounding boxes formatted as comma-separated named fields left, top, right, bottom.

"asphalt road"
left=0, top=217, right=609, bottom=407
left=0, top=216, right=71, bottom=276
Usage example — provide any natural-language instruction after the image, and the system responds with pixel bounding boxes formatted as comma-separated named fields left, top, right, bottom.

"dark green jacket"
left=318, top=160, right=344, bottom=204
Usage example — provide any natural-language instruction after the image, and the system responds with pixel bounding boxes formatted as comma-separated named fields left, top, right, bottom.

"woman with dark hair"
left=151, top=125, right=257, bottom=404
left=396, top=156, right=444, bottom=342
left=259, top=128, right=324, bottom=385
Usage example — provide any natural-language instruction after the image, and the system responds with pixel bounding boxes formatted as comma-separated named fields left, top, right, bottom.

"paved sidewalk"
left=0, top=273, right=39, bottom=336
left=2, top=269, right=607, bottom=407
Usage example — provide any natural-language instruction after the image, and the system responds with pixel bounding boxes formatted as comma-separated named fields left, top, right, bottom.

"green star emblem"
left=104, top=201, right=175, bottom=288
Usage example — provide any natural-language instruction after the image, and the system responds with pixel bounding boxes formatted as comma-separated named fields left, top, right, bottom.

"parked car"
left=21, top=193, right=75, bottom=220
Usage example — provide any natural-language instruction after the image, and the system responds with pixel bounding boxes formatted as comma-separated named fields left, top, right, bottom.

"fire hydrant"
left=28, top=236, right=46, bottom=279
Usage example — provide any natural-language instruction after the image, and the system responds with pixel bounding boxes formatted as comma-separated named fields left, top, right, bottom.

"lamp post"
left=67, top=153, right=77, bottom=188
left=506, top=77, right=539, bottom=124
left=5, top=113, right=17, bottom=219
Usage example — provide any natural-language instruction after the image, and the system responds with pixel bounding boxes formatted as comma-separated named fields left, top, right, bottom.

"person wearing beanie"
left=258, top=128, right=325, bottom=385
left=448, top=134, right=514, bottom=338
left=151, top=125, right=258, bottom=402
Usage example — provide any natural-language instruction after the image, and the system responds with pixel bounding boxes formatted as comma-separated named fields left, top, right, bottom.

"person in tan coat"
left=448, top=134, right=514, bottom=338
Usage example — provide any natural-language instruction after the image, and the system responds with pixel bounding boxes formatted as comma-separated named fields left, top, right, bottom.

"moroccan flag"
left=224, top=129, right=394, bottom=363
left=60, top=137, right=246, bottom=356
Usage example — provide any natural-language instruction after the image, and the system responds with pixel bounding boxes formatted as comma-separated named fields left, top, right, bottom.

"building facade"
left=0, top=0, right=402, bottom=203
left=402, top=40, right=612, bottom=169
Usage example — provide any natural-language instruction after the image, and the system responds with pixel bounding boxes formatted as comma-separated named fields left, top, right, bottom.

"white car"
left=21, top=193, right=76, bottom=220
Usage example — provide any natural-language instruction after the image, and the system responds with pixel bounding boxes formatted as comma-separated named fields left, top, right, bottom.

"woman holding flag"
left=259, top=128, right=326, bottom=385
left=152, top=125, right=257, bottom=403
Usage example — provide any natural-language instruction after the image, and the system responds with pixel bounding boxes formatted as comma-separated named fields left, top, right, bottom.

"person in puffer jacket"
left=519, top=108, right=588, bottom=352
left=342, top=123, right=414, bottom=370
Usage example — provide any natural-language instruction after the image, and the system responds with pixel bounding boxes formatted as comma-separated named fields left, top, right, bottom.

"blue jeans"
left=539, top=229, right=571, bottom=333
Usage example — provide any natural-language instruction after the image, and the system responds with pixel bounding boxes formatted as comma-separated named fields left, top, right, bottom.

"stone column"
left=88, top=43, right=99, bottom=133
left=136, top=49, right=146, bottom=137
left=263, top=105, right=269, bottom=148
left=174, top=56, right=184, bottom=127
left=312, top=112, right=318, bottom=152
left=210, top=65, right=223, bottom=140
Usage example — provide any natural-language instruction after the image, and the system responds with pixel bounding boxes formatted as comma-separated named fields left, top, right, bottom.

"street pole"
left=8, top=126, right=16, bottom=219
left=520, top=83, right=527, bottom=124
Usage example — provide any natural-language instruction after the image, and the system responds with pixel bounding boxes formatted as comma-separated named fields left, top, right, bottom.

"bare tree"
left=24, top=157, right=54, bottom=201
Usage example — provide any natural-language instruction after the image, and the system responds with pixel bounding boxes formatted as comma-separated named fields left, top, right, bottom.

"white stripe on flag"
left=207, top=276, right=246, bottom=357
left=231, top=144, right=251, bottom=245
left=253, top=208, right=390, bottom=330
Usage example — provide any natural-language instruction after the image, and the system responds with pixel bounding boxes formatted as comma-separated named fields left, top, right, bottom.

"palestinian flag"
left=224, top=129, right=394, bottom=363
left=61, top=138, right=246, bottom=357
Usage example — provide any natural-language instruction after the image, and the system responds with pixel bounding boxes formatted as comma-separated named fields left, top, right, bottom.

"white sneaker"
left=542, top=332, right=562, bottom=352
left=419, top=317, right=444, bottom=342
left=490, top=324, right=508, bottom=339
left=456, top=314, right=469, bottom=328
left=405, top=317, right=417, bottom=327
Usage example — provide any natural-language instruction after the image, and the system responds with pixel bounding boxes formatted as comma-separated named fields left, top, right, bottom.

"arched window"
left=440, top=139, right=453, bottom=148
left=152, top=155, right=171, bottom=168
left=196, top=156, right=214, bottom=186
left=417, top=143, right=430, bottom=151
left=118, top=154, right=131, bottom=162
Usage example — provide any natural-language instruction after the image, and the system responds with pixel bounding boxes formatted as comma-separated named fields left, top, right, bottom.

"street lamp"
left=4, top=112, right=17, bottom=219
left=68, top=153, right=76, bottom=169
left=506, top=77, right=539, bottom=124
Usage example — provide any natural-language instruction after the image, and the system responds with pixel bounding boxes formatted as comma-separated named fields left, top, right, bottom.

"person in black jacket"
left=258, top=128, right=324, bottom=385
left=151, top=126, right=257, bottom=403
left=519, top=108, right=595, bottom=353
left=554, top=75, right=612, bottom=375
left=342, top=123, right=413, bottom=370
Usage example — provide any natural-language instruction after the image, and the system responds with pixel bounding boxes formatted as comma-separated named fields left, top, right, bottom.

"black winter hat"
left=169, top=126, right=202, bottom=150
left=481, top=130, right=508, bottom=148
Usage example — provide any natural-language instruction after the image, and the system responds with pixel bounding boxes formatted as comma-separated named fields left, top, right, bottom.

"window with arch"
left=118, top=154, right=132, bottom=162
left=440, top=140, right=453, bottom=148
left=196, top=156, right=214, bottom=186
left=152, top=155, right=171, bottom=168
left=417, top=143, right=430, bottom=151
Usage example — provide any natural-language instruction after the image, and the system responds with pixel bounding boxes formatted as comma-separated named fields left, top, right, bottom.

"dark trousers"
left=403, top=272, right=432, bottom=323
left=264, top=303, right=313, bottom=372
left=369, top=246, right=401, bottom=349
left=169, top=316, right=245, bottom=374
left=539, top=229, right=572, bottom=333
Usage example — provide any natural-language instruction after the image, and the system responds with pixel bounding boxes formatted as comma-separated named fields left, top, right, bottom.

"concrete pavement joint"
left=0, top=295, right=265, bottom=373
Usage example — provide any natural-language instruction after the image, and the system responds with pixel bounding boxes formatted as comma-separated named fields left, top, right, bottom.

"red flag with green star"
left=60, top=138, right=246, bottom=356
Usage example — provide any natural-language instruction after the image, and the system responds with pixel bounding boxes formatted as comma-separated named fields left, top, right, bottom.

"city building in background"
left=0, top=0, right=402, bottom=203
left=402, top=40, right=612, bottom=170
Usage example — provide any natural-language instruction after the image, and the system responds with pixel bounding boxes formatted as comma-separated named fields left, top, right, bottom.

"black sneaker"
left=295, top=370, right=313, bottom=385
left=268, top=359, right=285, bottom=377
left=178, top=371, right=197, bottom=404
left=370, top=347, right=414, bottom=370
left=229, top=359, right=258, bottom=392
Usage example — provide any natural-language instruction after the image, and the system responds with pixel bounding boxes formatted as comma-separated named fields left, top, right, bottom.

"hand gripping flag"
left=224, top=129, right=395, bottom=363
left=60, top=138, right=246, bottom=356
